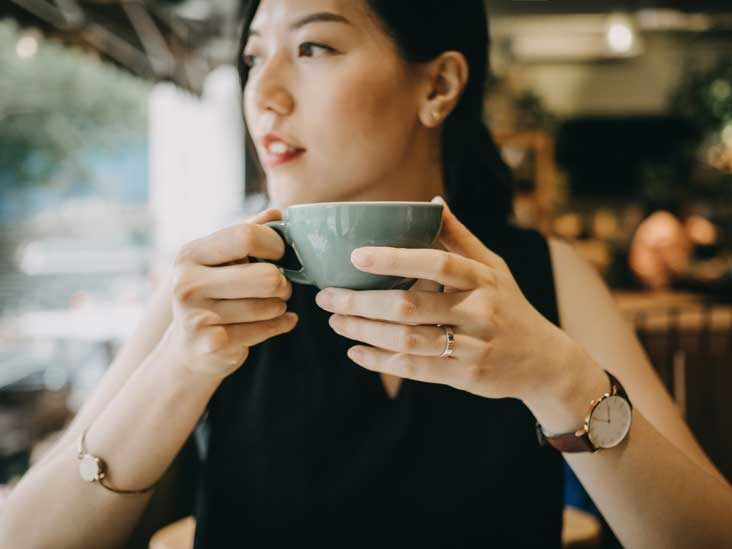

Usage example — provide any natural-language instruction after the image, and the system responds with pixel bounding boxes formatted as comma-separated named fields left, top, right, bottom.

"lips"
left=258, top=133, right=306, bottom=168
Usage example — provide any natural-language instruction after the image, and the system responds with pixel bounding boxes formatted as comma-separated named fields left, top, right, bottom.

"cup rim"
left=288, top=201, right=441, bottom=208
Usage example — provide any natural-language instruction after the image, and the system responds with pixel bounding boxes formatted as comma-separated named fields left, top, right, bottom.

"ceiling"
left=3, top=1, right=731, bottom=93
left=486, top=0, right=732, bottom=15
left=2, top=0, right=241, bottom=94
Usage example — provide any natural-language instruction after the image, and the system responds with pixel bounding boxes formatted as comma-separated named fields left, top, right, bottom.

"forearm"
left=524, top=348, right=732, bottom=548
left=0, top=332, right=220, bottom=549
left=567, top=411, right=731, bottom=548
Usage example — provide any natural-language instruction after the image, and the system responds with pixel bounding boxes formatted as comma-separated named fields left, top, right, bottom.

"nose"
left=245, top=52, right=294, bottom=118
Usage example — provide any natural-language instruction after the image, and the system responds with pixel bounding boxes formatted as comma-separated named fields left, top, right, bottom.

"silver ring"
left=436, top=324, right=455, bottom=358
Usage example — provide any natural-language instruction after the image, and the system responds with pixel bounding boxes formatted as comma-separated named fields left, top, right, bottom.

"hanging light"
left=16, top=30, right=41, bottom=60
left=606, top=14, right=636, bottom=54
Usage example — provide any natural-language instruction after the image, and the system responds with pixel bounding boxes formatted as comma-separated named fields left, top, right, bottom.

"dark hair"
left=237, top=0, right=514, bottom=227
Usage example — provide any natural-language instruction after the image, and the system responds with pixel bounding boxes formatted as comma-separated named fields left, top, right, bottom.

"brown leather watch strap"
left=535, top=422, right=596, bottom=453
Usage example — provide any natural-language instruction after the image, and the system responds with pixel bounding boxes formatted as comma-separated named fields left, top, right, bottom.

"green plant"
left=0, top=20, right=150, bottom=190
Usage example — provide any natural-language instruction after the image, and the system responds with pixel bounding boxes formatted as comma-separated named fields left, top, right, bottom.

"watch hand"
left=594, top=411, right=609, bottom=423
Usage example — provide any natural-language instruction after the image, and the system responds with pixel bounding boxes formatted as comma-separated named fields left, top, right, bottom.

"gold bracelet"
left=77, top=426, right=159, bottom=495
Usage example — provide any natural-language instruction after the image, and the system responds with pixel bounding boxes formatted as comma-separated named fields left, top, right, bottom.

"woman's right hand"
left=165, top=208, right=299, bottom=379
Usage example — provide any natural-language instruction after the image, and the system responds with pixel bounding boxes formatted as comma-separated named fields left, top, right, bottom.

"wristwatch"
left=536, top=370, right=633, bottom=453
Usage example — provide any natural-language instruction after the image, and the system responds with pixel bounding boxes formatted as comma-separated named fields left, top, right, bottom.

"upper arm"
left=37, top=272, right=175, bottom=465
left=547, top=237, right=725, bottom=482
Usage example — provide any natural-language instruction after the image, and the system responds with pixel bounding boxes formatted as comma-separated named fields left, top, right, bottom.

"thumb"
left=245, top=207, right=283, bottom=225
left=431, top=195, right=504, bottom=270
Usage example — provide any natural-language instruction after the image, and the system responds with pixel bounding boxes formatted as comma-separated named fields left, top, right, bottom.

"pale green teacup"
left=251, top=201, right=443, bottom=291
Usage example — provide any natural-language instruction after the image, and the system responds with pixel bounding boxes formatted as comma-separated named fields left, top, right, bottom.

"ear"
left=418, top=51, right=469, bottom=128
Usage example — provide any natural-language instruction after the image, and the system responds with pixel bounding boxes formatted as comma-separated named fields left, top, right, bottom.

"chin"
left=267, top=184, right=346, bottom=208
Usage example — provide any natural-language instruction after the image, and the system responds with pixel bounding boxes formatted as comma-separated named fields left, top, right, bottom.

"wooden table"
left=612, top=290, right=732, bottom=331
left=612, top=290, right=705, bottom=315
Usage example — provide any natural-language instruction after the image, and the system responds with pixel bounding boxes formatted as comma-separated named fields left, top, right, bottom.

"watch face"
left=79, top=455, right=101, bottom=482
left=588, top=395, right=632, bottom=449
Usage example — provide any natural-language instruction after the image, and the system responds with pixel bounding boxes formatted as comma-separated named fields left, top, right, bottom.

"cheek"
left=328, top=73, right=411, bottom=146
left=307, top=62, right=416, bottom=165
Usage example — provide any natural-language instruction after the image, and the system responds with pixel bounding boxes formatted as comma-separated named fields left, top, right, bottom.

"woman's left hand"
left=315, top=196, right=578, bottom=402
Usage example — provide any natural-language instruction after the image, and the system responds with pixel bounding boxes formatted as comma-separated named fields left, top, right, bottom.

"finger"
left=350, top=247, right=492, bottom=290
left=431, top=196, right=506, bottom=271
left=219, top=209, right=285, bottom=267
left=179, top=262, right=292, bottom=301
left=205, top=298, right=288, bottom=325
left=345, top=345, right=457, bottom=387
left=197, top=313, right=298, bottom=351
left=177, top=216, right=285, bottom=267
left=329, top=314, right=483, bottom=360
left=315, top=288, right=470, bottom=326
left=245, top=207, right=283, bottom=225
left=409, top=278, right=443, bottom=293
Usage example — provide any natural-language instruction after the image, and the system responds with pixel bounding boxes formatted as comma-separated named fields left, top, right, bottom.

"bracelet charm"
left=77, top=426, right=159, bottom=495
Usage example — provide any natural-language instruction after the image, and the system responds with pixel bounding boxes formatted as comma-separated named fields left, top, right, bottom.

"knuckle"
left=174, top=242, right=197, bottom=266
left=237, top=224, right=257, bottom=255
left=199, top=326, right=229, bottom=353
left=475, top=290, right=495, bottom=323
left=495, top=254, right=509, bottom=271
left=436, top=253, right=453, bottom=277
left=466, top=364, right=485, bottom=384
left=172, top=270, right=199, bottom=304
left=340, top=292, right=354, bottom=311
left=480, top=269, right=497, bottom=287
left=274, top=315, right=291, bottom=333
left=401, top=329, right=420, bottom=352
left=223, top=345, right=248, bottom=368
left=262, top=264, right=285, bottom=292
left=218, top=353, right=242, bottom=370
left=477, top=343, right=493, bottom=365
left=395, top=294, right=418, bottom=318
left=398, top=355, right=417, bottom=378
left=271, top=300, right=288, bottom=317
left=185, top=309, right=218, bottom=331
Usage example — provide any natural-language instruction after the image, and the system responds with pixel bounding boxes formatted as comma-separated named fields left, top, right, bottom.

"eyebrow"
left=248, top=12, right=352, bottom=37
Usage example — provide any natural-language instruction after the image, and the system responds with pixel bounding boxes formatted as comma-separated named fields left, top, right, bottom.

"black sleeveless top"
left=193, top=209, right=564, bottom=548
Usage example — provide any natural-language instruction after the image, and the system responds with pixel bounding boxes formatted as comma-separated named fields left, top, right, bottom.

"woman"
left=2, top=1, right=731, bottom=547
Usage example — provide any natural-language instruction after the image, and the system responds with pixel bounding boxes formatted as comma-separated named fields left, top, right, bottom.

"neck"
left=346, top=131, right=445, bottom=203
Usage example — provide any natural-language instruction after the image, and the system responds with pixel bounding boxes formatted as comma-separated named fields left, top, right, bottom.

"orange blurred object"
left=629, top=211, right=692, bottom=289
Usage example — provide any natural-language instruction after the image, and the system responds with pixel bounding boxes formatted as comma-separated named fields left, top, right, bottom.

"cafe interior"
left=0, top=0, right=731, bottom=547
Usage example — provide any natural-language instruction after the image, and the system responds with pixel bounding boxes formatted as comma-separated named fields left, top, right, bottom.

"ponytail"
left=442, top=117, right=514, bottom=229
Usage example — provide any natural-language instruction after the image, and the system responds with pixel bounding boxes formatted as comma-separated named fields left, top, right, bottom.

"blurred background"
left=0, top=1, right=731, bottom=547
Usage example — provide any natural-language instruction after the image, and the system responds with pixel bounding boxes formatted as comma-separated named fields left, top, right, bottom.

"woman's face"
left=243, top=0, right=440, bottom=208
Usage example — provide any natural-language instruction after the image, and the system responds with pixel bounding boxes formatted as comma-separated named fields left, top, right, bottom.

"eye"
left=242, top=52, right=259, bottom=69
left=242, top=42, right=334, bottom=69
left=298, top=42, right=333, bottom=58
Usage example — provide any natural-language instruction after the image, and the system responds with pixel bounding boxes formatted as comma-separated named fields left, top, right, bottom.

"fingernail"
left=286, top=312, right=298, bottom=324
left=347, top=347, right=362, bottom=360
left=351, top=248, right=372, bottom=267
left=432, top=196, right=445, bottom=205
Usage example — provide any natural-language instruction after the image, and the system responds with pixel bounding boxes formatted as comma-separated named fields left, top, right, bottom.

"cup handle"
left=251, top=220, right=315, bottom=286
